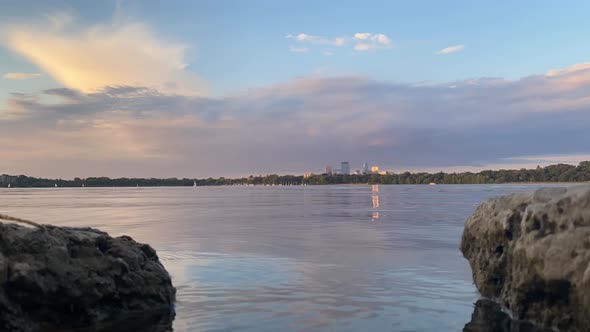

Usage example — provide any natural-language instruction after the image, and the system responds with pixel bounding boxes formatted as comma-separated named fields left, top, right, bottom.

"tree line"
left=1, top=162, right=590, bottom=187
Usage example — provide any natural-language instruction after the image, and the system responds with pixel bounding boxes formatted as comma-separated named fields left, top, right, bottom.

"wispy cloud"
left=546, top=62, right=590, bottom=77
left=333, top=38, right=346, bottom=46
left=286, top=33, right=320, bottom=42
left=1, top=13, right=208, bottom=95
left=352, top=33, right=392, bottom=51
left=286, top=32, right=392, bottom=53
left=286, top=33, right=346, bottom=47
left=436, top=44, right=464, bottom=55
left=3, top=72, right=42, bottom=80
left=354, top=44, right=373, bottom=51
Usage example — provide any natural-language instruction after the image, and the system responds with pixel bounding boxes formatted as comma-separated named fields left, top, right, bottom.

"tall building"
left=325, top=165, right=333, bottom=175
left=341, top=161, right=350, bottom=175
left=362, top=162, right=369, bottom=174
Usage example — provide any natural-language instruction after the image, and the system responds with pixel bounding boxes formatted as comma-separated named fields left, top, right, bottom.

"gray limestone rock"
left=461, top=185, right=590, bottom=331
left=0, top=222, right=175, bottom=332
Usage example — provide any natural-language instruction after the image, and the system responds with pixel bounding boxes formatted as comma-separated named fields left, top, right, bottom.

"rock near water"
left=461, top=185, right=590, bottom=331
left=0, top=223, right=175, bottom=332
left=463, top=299, right=553, bottom=332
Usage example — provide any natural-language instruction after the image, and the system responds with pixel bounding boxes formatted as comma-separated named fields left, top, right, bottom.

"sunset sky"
left=2, top=0, right=590, bottom=178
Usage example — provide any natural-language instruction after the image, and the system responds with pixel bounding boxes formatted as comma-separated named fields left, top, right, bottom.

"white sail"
left=7, top=184, right=10, bottom=188
left=55, top=183, right=58, bottom=187
left=193, top=181, right=197, bottom=187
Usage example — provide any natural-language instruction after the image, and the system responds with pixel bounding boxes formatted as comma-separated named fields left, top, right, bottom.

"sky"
left=2, top=0, right=590, bottom=178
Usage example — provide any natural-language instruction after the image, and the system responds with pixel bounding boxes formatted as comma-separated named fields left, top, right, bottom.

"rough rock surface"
left=0, top=222, right=175, bottom=332
left=461, top=185, right=590, bottom=332
left=463, top=299, right=553, bottom=332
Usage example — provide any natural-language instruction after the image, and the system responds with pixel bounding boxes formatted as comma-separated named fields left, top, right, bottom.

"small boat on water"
left=7, top=184, right=10, bottom=188
left=55, top=183, right=58, bottom=188
left=428, top=182, right=437, bottom=186
left=193, top=181, right=197, bottom=187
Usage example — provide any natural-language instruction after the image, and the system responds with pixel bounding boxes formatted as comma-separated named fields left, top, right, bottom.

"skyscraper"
left=341, top=161, right=350, bottom=175
left=362, top=162, right=369, bottom=174
left=325, top=165, right=333, bottom=175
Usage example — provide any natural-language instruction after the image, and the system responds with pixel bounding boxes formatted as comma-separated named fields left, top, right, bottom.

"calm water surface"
left=0, top=184, right=561, bottom=331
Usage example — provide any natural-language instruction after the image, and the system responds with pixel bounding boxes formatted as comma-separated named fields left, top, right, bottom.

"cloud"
left=353, top=33, right=371, bottom=40
left=436, top=45, right=464, bottom=55
left=289, top=46, right=309, bottom=53
left=546, top=62, right=590, bottom=77
left=1, top=14, right=208, bottom=95
left=286, top=33, right=345, bottom=47
left=353, top=33, right=391, bottom=45
left=286, top=32, right=391, bottom=53
left=286, top=33, right=321, bottom=42
left=333, top=38, right=346, bottom=46
left=3, top=72, right=42, bottom=80
left=354, top=43, right=374, bottom=51
left=375, top=34, right=391, bottom=45
left=2, top=61, right=590, bottom=177
left=352, top=33, right=391, bottom=51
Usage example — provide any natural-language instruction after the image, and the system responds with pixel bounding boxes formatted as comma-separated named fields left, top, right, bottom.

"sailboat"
left=193, top=180, right=197, bottom=187
left=55, top=183, right=58, bottom=187
left=82, top=183, right=85, bottom=187
left=7, top=184, right=10, bottom=188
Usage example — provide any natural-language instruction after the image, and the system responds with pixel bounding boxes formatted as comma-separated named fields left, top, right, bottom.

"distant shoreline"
left=2, top=162, right=590, bottom=187
left=0, top=182, right=585, bottom=189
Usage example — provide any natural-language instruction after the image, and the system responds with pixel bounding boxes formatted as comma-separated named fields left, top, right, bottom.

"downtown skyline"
left=2, top=1, right=590, bottom=178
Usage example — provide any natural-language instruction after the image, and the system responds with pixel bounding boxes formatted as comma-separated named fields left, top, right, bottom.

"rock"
left=463, top=299, right=553, bottom=332
left=461, top=185, right=590, bottom=332
left=0, top=222, right=175, bottom=332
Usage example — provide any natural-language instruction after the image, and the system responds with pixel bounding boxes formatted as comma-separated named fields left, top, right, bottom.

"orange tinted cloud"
left=2, top=15, right=208, bottom=95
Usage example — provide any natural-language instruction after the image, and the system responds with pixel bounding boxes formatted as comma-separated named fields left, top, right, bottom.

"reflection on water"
left=372, top=211, right=380, bottom=221
left=372, top=185, right=380, bottom=221
left=0, top=184, right=565, bottom=331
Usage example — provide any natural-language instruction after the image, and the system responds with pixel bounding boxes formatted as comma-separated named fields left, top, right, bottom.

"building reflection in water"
left=371, top=185, right=380, bottom=221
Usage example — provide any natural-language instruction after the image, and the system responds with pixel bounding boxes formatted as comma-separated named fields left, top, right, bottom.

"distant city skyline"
left=2, top=1, right=590, bottom=178
left=319, top=161, right=385, bottom=176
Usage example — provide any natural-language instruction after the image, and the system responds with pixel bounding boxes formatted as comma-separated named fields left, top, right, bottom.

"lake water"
left=0, top=184, right=559, bottom=331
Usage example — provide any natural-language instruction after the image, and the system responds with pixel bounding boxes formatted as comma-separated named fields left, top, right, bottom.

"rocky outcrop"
left=461, top=186, right=590, bottom=331
left=0, top=222, right=175, bottom=332
left=463, top=299, right=553, bottom=332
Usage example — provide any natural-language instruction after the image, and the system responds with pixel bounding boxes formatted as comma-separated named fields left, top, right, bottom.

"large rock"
left=463, top=299, right=553, bottom=332
left=0, top=222, right=175, bottom=331
left=461, top=185, right=590, bottom=331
